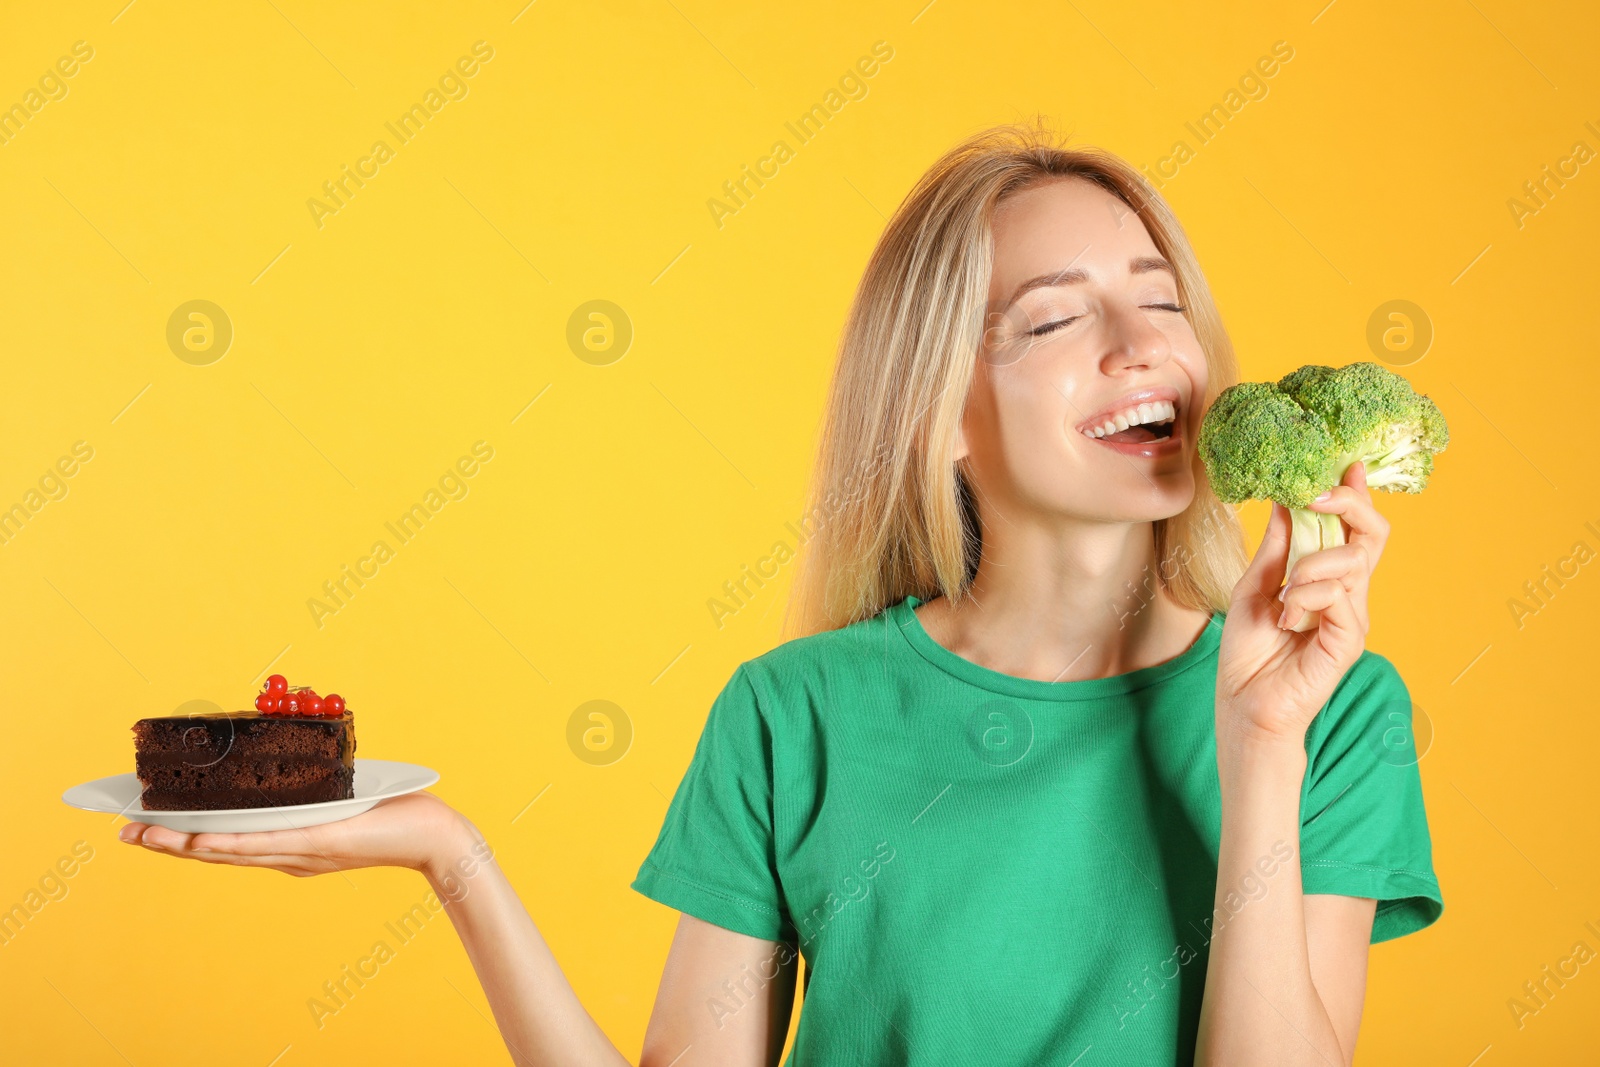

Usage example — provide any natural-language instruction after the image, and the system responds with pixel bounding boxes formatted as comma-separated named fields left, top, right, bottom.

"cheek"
left=1167, top=335, right=1207, bottom=424
left=1177, top=333, right=1206, bottom=376
left=995, top=360, right=1052, bottom=415
left=988, top=369, right=1076, bottom=467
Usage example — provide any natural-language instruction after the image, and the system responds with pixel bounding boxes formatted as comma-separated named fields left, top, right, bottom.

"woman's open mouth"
left=1076, top=395, right=1184, bottom=456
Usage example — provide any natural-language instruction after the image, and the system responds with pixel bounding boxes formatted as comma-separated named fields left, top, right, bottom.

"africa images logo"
left=965, top=699, right=1033, bottom=768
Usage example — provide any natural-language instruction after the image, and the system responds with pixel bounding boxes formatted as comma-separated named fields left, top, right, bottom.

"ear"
left=952, top=419, right=971, bottom=463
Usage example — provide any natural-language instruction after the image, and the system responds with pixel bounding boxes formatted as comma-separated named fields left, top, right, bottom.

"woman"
left=119, top=122, right=1442, bottom=1066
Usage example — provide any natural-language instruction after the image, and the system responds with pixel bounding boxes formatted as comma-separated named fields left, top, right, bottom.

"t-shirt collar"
left=887, top=594, right=1222, bottom=700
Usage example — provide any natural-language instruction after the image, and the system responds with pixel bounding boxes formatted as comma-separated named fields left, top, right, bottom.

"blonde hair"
left=783, top=120, right=1250, bottom=640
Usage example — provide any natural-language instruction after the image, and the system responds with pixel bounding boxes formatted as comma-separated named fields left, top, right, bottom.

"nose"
left=1100, top=297, right=1173, bottom=373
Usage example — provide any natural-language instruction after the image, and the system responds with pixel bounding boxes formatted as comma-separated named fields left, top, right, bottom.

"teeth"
left=1082, top=399, right=1176, bottom=439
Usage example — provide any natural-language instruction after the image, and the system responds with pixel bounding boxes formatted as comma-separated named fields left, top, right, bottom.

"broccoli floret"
left=1198, top=361, right=1449, bottom=631
left=1198, top=381, right=1337, bottom=507
left=1277, top=362, right=1448, bottom=493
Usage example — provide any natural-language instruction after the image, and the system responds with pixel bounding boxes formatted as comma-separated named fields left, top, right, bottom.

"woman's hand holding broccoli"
left=1199, top=361, right=1448, bottom=634
left=1213, top=460, right=1385, bottom=750
left=1200, top=360, right=1447, bottom=748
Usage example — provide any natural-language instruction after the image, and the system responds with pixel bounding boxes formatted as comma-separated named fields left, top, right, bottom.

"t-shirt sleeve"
left=1298, top=650, right=1444, bottom=944
left=631, top=663, right=796, bottom=942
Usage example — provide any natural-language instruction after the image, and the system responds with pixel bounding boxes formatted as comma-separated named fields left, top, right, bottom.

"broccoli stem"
left=1339, top=436, right=1425, bottom=491
left=1283, top=507, right=1344, bottom=632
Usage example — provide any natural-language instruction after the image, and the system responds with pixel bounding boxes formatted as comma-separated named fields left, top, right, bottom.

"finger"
left=125, top=823, right=193, bottom=851
left=1284, top=542, right=1370, bottom=635
left=124, top=822, right=328, bottom=864
left=1301, top=575, right=1365, bottom=651
left=1346, top=458, right=1367, bottom=493
left=1283, top=542, right=1370, bottom=597
left=144, top=843, right=320, bottom=871
left=186, top=828, right=325, bottom=857
left=1306, top=473, right=1389, bottom=569
left=130, top=831, right=331, bottom=872
left=181, top=851, right=325, bottom=872
left=1280, top=575, right=1343, bottom=628
left=1280, top=576, right=1363, bottom=638
left=121, top=825, right=239, bottom=862
left=1238, top=501, right=1293, bottom=609
left=1342, top=461, right=1366, bottom=540
left=1305, top=482, right=1381, bottom=538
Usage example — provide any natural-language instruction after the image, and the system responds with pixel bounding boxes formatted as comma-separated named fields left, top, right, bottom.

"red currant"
left=303, top=695, right=326, bottom=716
left=255, top=692, right=275, bottom=712
left=325, top=694, right=346, bottom=715
left=283, top=692, right=302, bottom=714
left=265, top=674, right=288, bottom=696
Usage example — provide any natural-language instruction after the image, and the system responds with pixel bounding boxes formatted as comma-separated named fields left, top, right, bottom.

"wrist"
left=419, top=806, right=493, bottom=893
left=1216, top=729, right=1307, bottom=793
left=1215, top=697, right=1311, bottom=757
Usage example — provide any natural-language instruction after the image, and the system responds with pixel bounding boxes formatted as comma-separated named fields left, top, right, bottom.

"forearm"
left=423, top=815, right=631, bottom=1067
left=1194, top=736, right=1346, bottom=1067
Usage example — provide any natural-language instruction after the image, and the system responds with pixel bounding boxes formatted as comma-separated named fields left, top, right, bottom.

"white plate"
left=62, top=759, right=440, bottom=834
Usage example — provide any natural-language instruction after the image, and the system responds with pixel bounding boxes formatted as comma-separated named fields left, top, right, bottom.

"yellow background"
left=4, top=0, right=1596, bottom=1063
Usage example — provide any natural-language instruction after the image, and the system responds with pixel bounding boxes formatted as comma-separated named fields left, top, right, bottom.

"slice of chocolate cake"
left=132, top=708, right=356, bottom=811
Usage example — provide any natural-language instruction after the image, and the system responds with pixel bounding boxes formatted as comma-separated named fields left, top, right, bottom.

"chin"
left=1133, top=477, right=1197, bottom=523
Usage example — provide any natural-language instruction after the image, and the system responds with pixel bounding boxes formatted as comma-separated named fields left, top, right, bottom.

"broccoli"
left=1198, top=361, right=1449, bottom=631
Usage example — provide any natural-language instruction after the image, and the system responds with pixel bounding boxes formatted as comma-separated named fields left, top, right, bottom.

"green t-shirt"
left=632, top=595, right=1443, bottom=1065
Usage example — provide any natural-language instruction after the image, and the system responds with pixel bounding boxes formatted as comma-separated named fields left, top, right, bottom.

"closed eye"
left=1028, top=303, right=1186, bottom=337
left=1029, top=316, right=1079, bottom=337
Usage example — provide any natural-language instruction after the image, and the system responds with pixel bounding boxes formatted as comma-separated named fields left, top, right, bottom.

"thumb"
left=1238, top=502, right=1291, bottom=606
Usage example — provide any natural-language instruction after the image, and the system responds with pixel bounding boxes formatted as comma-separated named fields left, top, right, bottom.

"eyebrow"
left=1004, top=256, right=1175, bottom=310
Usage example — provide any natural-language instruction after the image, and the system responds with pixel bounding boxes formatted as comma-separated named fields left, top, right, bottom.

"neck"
left=916, top=515, right=1211, bottom=683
